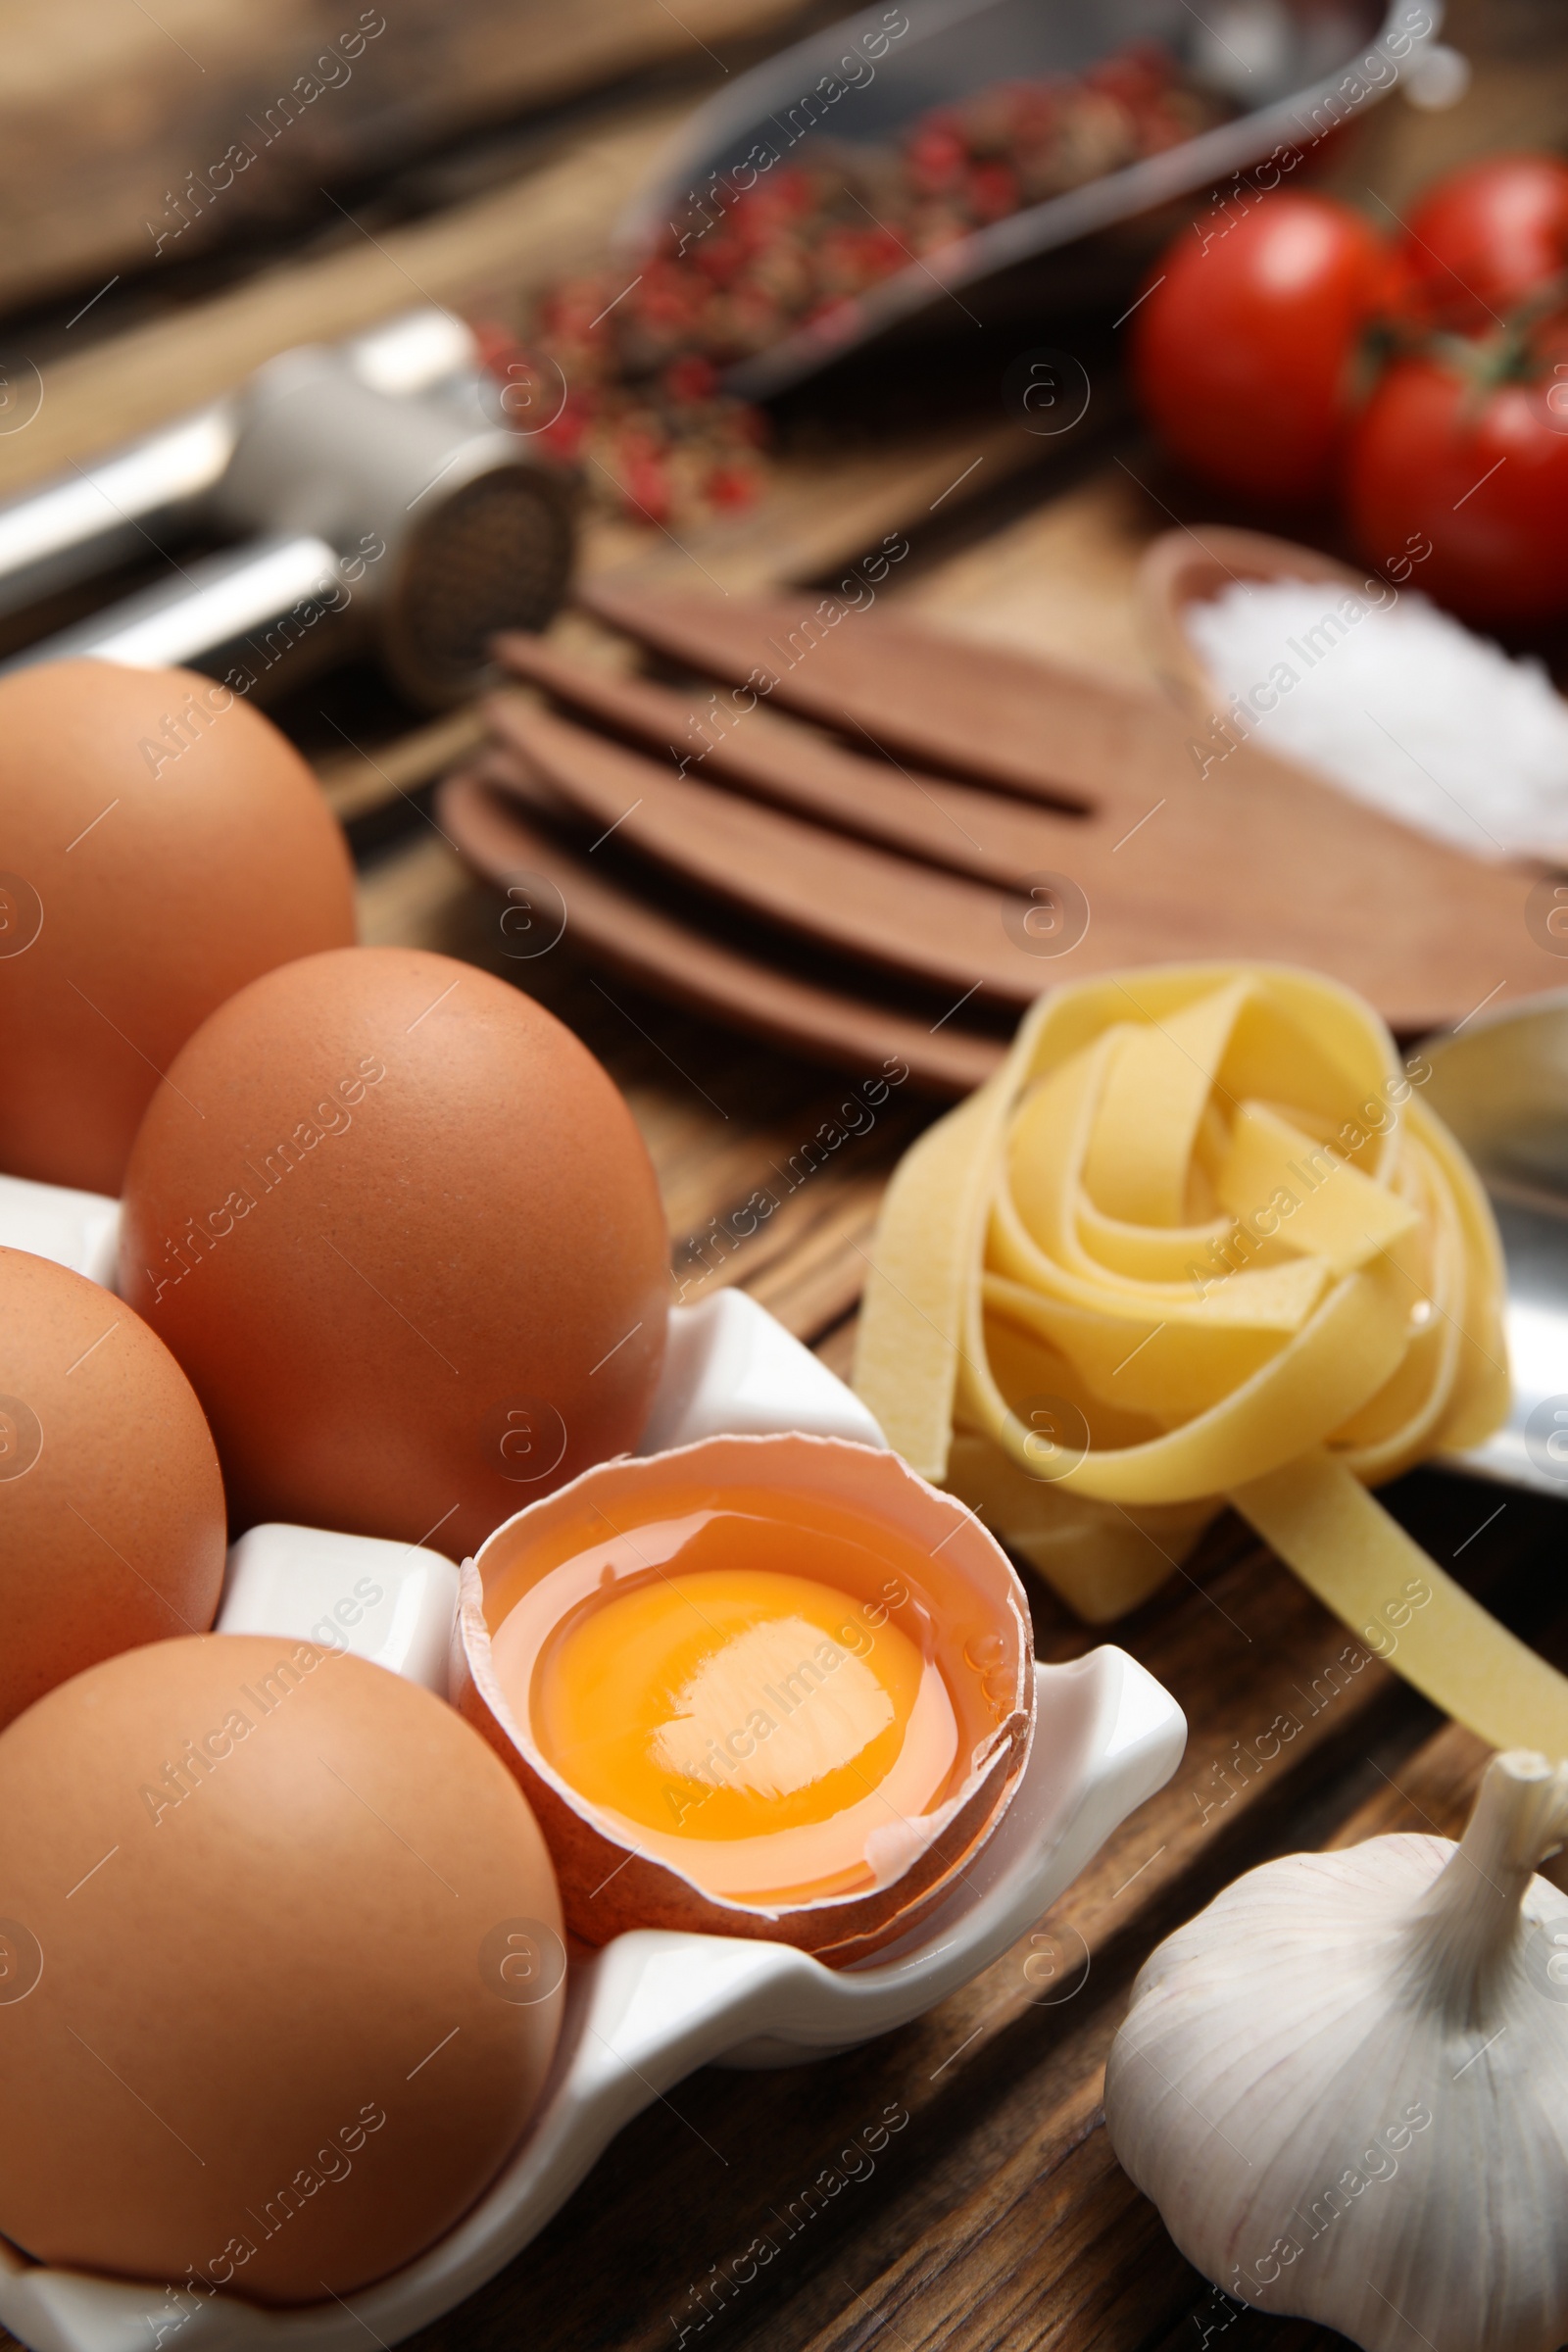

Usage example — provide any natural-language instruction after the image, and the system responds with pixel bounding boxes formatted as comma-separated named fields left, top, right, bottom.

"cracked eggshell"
left=455, top=1432, right=1035, bottom=1965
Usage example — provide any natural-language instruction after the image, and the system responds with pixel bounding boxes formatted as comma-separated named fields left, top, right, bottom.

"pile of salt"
left=1184, top=577, right=1568, bottom=858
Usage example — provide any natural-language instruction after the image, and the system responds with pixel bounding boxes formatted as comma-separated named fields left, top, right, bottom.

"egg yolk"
left=531, top=1566, right=929, bottom=1842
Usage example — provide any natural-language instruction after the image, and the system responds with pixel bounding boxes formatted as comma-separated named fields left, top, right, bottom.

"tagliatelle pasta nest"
left=855, top=963, right=1568, bottom=1755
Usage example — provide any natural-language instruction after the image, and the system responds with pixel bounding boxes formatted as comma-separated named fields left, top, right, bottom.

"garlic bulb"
left=1104, top=1751, right=1568, bottom=2352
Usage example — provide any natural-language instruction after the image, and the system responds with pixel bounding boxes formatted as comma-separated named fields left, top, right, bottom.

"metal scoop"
left=1427, top=989, right=1568, bottom=1497
left=618, top=0, right=1445, bottom=400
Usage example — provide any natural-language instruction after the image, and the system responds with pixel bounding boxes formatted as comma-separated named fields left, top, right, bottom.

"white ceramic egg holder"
left=0, top=1175, right=1187, bottom=2352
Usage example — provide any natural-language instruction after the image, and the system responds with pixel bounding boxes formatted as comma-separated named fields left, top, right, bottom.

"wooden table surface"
left=360, top=587, right=1564, bottom=2352
left=4, top=0, right=1567, bottom=2344
left=344, top=28, right=1568, bottom=2325
left=354, top=473, right=1567, bottom=2352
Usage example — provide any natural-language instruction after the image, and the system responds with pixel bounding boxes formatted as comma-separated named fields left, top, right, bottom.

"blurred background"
left=0, top=0, right=1560, bottom=724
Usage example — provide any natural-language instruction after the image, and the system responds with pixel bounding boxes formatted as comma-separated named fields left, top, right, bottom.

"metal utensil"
left=0, top=311, right=572, bottom=709
left=1427, top=990, right=1568, bottom=1498
left=618, top=0, right=1445, bottom=400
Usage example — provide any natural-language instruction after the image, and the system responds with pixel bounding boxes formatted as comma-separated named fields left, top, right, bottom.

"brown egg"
left=0, top=1635, right=564, bottom=2303
left=0, top=661, right=355, bottom=1194
left=459, top=1434, right=1035, bottom=1964
left=0, top=1247, right=224, bottom=1729
left=119, top=946, right=669, bottom=1555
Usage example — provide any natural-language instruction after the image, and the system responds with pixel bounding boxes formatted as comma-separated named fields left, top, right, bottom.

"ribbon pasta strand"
left=853, top=963, right=1568, bottom=1756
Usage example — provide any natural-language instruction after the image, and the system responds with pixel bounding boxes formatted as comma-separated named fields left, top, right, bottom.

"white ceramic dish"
left=0, top=1172, right=1187, bottom=2352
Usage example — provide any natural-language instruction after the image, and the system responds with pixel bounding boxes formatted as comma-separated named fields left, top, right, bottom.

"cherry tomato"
left=1346, top=335, right=1568, bottom=625
left=1398, top=154, right=1568, bottom=330
left=1133, top=193, right=1399, bottom=500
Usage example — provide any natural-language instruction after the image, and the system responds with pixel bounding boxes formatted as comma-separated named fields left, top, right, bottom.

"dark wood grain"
left=0, top=0, right=804, bottom=315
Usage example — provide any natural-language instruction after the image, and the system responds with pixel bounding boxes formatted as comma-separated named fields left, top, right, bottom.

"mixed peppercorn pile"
left=474, top=40, right=1227, bottom=525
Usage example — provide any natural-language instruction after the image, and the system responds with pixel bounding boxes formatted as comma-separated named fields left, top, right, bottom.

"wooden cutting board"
left=559, top=584, right=1567, bottom=1035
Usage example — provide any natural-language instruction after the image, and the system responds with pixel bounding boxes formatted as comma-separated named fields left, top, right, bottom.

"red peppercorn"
left=484, top=40, right=1226, bottom=527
